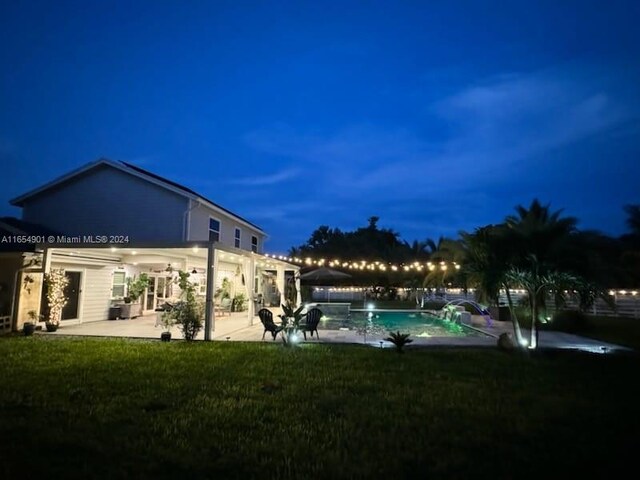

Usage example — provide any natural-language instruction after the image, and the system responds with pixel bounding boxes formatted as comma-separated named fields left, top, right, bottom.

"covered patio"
left=13, top=241, right=301, bottom=337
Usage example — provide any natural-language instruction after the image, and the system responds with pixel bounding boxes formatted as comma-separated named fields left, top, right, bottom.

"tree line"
left=289, top=201, right=640, bottom=347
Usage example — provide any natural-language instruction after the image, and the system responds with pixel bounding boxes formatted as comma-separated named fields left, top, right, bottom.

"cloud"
left=244, top=124, right=431, bottom=167
left=341, top=66, right=637, bottom=194
left=242, top=62, right=639, bottom=245
left=227, top=167, right=301, bottom=186
left=246, top=65, right=636, bottom=199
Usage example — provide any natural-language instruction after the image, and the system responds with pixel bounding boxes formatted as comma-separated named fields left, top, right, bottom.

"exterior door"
left=156, top=277, right=167, bottom=304
left=61, top=272, right=82, bottom=320
left=144, top=277, right=157, bottom=312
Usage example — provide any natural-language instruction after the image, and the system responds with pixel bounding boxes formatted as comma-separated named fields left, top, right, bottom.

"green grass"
left=577, top=315, right=640, bottom=350
left=1, top=337, right=639, bottom=479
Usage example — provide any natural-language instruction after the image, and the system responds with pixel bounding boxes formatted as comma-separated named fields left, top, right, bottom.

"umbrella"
left=299, top=267, right=352, bottom=282
left=299, top=267, right=352, bottom=302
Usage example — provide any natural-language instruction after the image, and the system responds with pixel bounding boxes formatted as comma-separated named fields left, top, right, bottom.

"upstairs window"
left=234, top=228, right=241, bottom=248
left=251, top=235, right=258, bottom=253
left=209, top=218, right=220, bottom=242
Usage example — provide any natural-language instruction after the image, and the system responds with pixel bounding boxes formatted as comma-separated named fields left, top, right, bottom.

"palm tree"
left=506, top=259, right=577, bottom=349
left=460, top=200, right=579, bottom=349
left=505, top=199, right=578, bottom=317
left=505, top=199, right=577, bottom=266
left=459, top=225, right=525, bottom=346
left=422, top=237, right=464, bottom=289
left=624, top=204, right=640, bottom=236
left=621, top=205, right=640, bottom=285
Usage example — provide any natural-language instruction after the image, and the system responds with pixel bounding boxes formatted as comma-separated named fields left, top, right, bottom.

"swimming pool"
left=318, top=309, right=482, bottom=337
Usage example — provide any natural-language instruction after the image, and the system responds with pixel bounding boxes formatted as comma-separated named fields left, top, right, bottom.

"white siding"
left=52, top=262, right=114, bottom=323
left=188, top=203, right=266, bottom=252
left=22, top=164, right=189, bottom=242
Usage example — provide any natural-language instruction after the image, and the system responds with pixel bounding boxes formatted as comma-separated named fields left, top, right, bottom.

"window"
left=112, top=271, right=126, bottom=298
left=234, top=228, right=241, bottom=248
left=251, top=235, right=258, bottom=253
left=198, top=277, right=207, bottom=296
left=209, top=218, right=220, bottom=242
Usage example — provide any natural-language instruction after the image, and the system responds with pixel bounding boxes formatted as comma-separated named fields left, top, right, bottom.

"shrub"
left=168, top=270, right=204, bottom=341
left=173, top=300, right=203, bottom=341
left=385, top=331, right=413, bottom=354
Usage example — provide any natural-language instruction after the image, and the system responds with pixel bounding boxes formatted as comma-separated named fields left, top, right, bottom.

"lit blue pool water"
left=318, top=310, right=481, bottom=337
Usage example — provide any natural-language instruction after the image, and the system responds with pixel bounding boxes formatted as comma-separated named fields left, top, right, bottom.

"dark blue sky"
left=1, top=1, right=639, bottom=252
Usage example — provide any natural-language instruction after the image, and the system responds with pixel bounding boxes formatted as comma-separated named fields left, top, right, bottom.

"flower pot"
left=161, top=331, right=172, bottom=342
left=45, top=323, right=59, bottom=332
left=23, top=322, right=36, bottom=336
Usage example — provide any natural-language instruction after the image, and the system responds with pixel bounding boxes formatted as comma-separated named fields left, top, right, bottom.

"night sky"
left=1, top=1, right=639, bottom=252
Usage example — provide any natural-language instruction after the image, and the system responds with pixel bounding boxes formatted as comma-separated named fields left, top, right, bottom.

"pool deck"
left=39, top=309, right=632, bottom=354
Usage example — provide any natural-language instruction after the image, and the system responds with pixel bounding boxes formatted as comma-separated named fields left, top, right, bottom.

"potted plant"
left=215, top=277, right=232, bottom=302
left=121, top=273, right=150, bottom=318
left=279, top=301, right=305, bottom=346
left=44, top=269, right=69, bottom=332
left=160, top=311, right=174, bottom=342
left=231, top=293, right=247, bottom=312
left=23, top=310, right=40, bottom=336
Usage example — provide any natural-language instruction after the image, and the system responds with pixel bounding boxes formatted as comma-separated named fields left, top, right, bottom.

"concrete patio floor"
left=41, top=310, right=632, bottom=353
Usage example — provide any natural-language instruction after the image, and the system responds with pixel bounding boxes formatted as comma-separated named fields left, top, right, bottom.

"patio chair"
left=300, top=308, right=323, bottom=340
left=220, top=297, right=232, bottom=316
left=215, top=297, right=231, bottom=316
left=258, top=308, right=283, bottom=341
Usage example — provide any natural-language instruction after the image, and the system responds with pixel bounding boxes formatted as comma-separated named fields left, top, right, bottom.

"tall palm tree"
left=459, top=225, right=525, bottom=346
left=505, top=199, right=577, bottom=267
left=621, top=205, right=640, bottom=285
left=624, top=204, right=640, bottom=236
left=503, top=200, right=581, bottom=348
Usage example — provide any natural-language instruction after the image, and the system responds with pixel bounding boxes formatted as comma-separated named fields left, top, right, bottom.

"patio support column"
left=276, top=264, right=285, bottom=307
left=204, top=243, right=216, bottom=341
left=43, top=247, right=52, bottom=273
left=295, top=271, right=302, bottom=306
left=246, top=257, right=256, bottom=326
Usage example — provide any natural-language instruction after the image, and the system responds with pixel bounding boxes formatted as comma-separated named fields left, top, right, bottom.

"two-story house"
left=2, top=159, right=299, bottom=336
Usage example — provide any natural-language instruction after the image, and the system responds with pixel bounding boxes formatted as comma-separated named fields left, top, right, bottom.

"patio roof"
left=41, top=241, right=299, bottom=270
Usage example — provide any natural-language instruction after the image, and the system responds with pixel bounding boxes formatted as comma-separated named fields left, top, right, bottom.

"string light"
left=264, top=252, right=463, bottom=274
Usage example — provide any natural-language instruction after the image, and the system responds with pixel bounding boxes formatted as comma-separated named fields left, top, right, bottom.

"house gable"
left=15, top=163, right=188, bottom=242
left=11, top=159, right=267, bottom=250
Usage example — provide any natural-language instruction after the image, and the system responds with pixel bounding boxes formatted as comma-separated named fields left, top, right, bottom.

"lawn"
left=1, top=337, right=638, bottom=479
left=578, top=315, right=640, bottom=350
